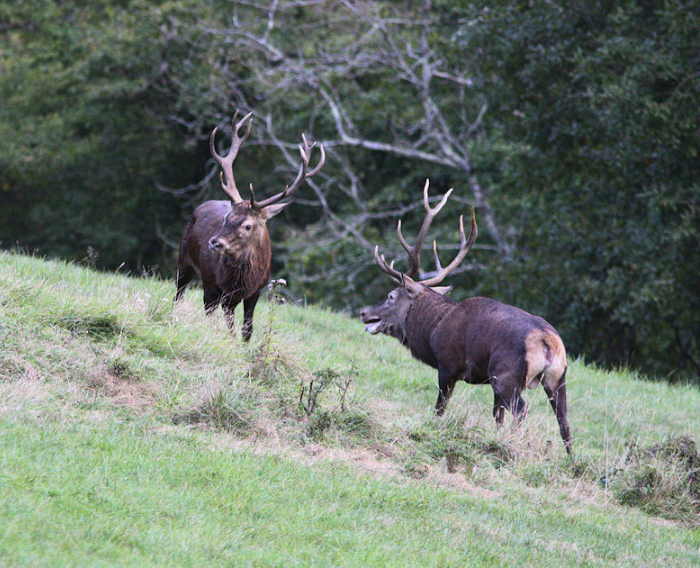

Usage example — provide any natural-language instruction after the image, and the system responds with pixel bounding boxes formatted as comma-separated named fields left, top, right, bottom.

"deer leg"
left=434, top=368, right=459, bottom=416
left=221, top=301, right=239, bottom=334
left=543, top=369, right=572, bottom=454
left=174, top=265, right=195, bottom=303
left=489, top=358, right=528, bottom=427
left=491, top=383, right=527, bottom=426
left=203, top=287, right=222, bottom=315
left=242, top=292, right=260, bottom=342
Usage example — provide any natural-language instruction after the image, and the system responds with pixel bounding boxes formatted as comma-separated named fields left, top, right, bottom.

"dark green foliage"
left=463, top=0, right=700, bottom=378
left=2, top=0, right=698, bottom=380
left=0, top=0, right=198, bottom=270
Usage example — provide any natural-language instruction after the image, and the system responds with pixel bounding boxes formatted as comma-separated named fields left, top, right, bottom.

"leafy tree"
left=464, top=0, right=700, bottom=377
left=0, top=0, right=198, bottom=270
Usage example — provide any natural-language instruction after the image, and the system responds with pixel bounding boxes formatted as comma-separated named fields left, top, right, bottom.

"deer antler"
left=373, top=246, right=404, bottom=284
left=210, top=110, right=253, bottom=203
left=397, top=179, right=454, bottom=278
left=420, top=208, right=477, bottom=286
left=374, top=179, right=478, bottom=287
left=250, top=133, right=325, bottom=210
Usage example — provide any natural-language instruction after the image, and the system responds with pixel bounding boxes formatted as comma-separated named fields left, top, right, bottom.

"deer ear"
left=260, top=202, right=290, bottom=219
left=402, top=274, right=425, bottom=299
left=430, top=286, right=453, bottom=296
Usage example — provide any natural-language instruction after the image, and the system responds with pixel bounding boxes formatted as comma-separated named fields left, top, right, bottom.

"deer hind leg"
left=489, top=358, right=528, bottom=427
left=543, top=368, right=572, bottom=454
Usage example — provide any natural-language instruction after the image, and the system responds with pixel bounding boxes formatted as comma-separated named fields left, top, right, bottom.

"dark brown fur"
left=361, top=285, right=572, bottom=452
left=175, top=200, right=279, bottom=341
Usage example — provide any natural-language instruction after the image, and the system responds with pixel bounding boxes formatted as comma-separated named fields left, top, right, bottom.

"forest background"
left=1, top=0, right=698, bottom=381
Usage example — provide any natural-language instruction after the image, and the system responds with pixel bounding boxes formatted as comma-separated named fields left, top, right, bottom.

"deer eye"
left=244, top=224, right=253, bottom=231
left=388, top=291, right=397, bottom=301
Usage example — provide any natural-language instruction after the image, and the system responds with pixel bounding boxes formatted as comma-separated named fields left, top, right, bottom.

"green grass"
left=1, top=251, right=699, bottom=566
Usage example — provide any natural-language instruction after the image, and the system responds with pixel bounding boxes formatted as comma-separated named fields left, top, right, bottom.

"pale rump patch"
left=524, top=329, right=567, bottom=389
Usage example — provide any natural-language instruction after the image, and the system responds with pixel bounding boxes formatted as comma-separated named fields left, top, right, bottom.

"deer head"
left=360, top=179, right=477, bottom=337
left=207, top=111, right=325, bottom=258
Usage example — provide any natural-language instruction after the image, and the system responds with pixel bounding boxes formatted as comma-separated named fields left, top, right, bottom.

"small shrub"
left=246, top=341, right=300, bottom=386
left=306, top=408, right=374, bottom=441
left=298, top=366, right=371, bottom=442
left=299, top=368, right=341, bottom=417
left=306, top=410, right=333, bottom=440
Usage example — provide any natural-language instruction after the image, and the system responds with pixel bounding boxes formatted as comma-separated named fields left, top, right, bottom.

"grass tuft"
left=180, top=381, right=255, bottom=435
left=53, top=309, right=124, bottom=339
left=607, top=436, right=700, bottom=526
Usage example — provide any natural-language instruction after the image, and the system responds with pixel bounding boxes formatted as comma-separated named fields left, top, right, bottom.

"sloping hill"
left=1, top=251, right=698, bottom=565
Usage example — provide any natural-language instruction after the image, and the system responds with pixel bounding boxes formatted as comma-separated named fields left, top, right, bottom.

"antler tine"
left=209, top=111, right=253, bottom=203
left=302, top=133, right=326, bottom=177
left=396, top=219, right=411, bottom=257
left=419, top=207, right=478, bottom=287
left=373, top=246, right=403, bottom=284
left=397, top=179, right=454, bottom=278
left=250, top=133, right=326, bottom=210
left=424, top=182, right=454, bottom=216
left=371, top=180, right=475, bottom=287
left=248, top=183, right=257, bottom=208
left=432, top=239, right=443, bottom=272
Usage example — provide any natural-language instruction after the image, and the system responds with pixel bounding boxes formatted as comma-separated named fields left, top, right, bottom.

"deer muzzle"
left=208, top=237, right=225, bottom=253
left=360, top=309, right=383, bottom=334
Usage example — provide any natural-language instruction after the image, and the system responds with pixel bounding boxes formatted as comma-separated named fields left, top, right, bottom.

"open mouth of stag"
left=361, top=315, right=383, bottom=335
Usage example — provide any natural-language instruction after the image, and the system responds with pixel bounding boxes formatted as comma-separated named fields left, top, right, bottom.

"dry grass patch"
left=83, top=361, right=157, bottom=410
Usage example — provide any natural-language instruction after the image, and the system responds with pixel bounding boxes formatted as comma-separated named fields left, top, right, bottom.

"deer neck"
left=404, top=292, right=455, bottom=367
left=217, top=242, right=271, bottom=298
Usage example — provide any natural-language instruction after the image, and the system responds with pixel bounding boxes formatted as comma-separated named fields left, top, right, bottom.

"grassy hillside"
left=1, top=251, right=699, bottom=566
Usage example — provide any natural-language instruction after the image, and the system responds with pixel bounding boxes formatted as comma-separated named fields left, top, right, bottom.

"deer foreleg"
left=203, top=287, right=223, bottom=315
left=242, top=292, right=260, bottom=342
left=435, top=368, right=459, bottom=416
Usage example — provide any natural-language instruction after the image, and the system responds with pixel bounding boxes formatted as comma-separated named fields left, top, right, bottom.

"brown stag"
left=359, top=180, right=572, bottom=453
left=175, top=111, right=325, bottom=341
